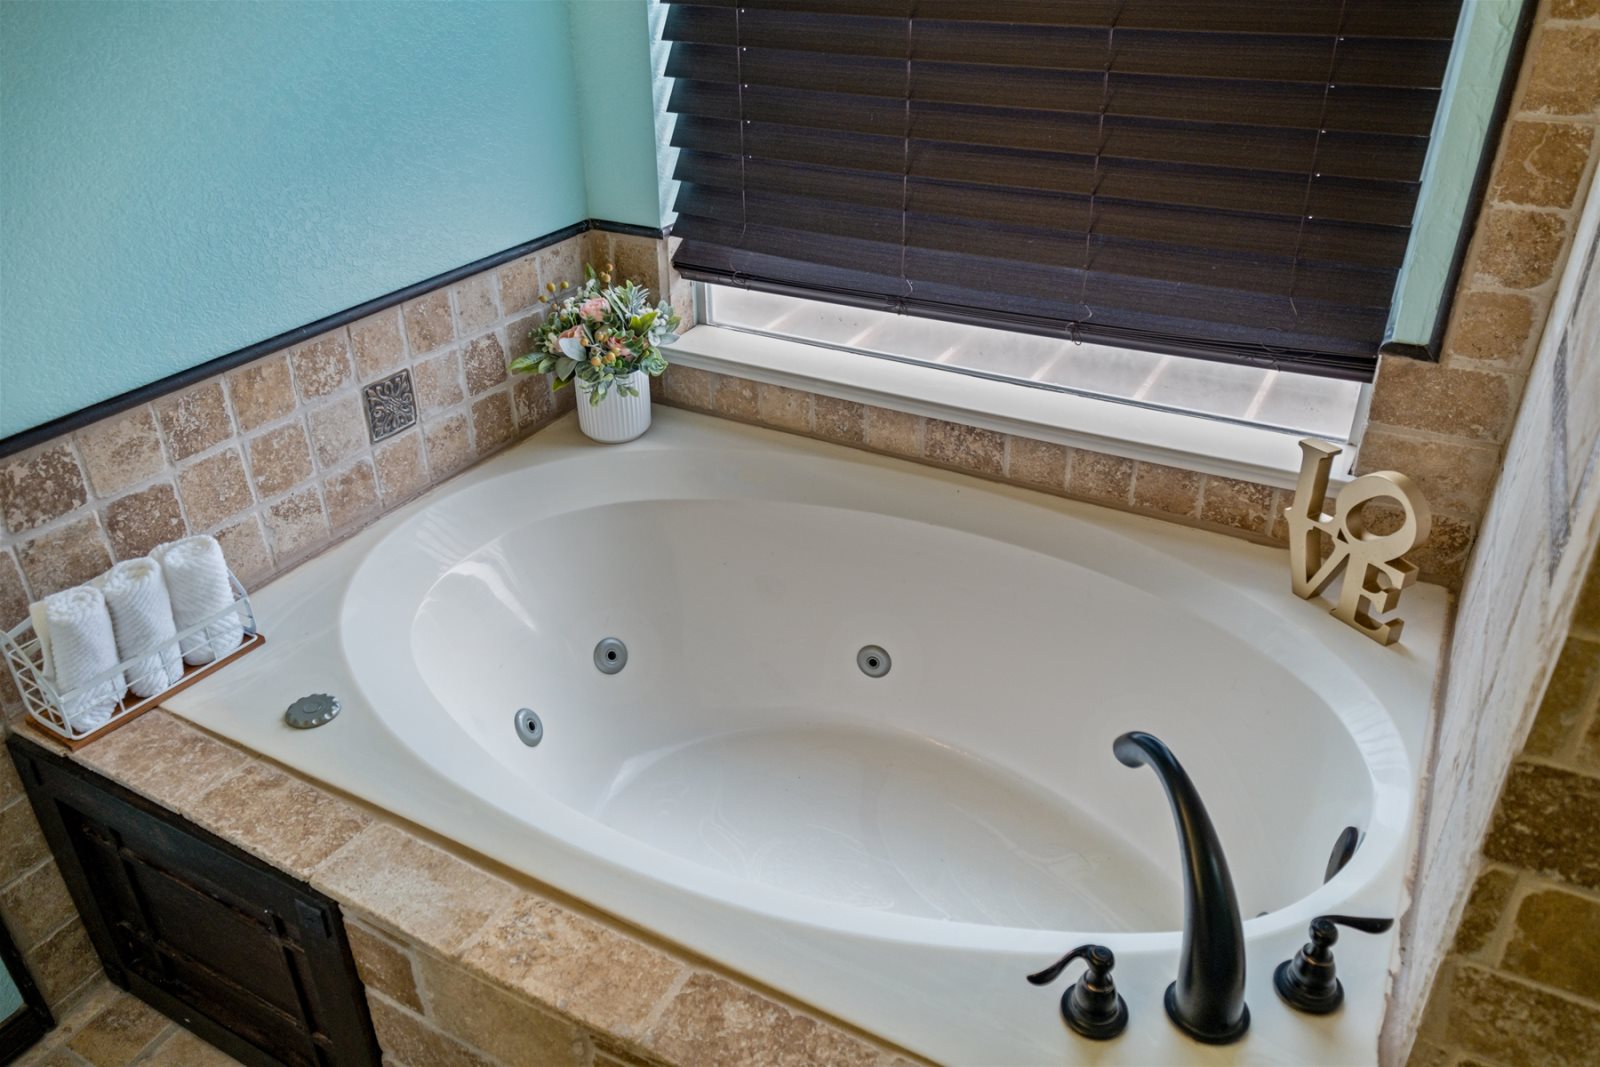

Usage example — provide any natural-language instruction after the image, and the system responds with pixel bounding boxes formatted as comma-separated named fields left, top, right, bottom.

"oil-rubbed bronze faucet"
left=1113, top=731, right=1249, bottom=1044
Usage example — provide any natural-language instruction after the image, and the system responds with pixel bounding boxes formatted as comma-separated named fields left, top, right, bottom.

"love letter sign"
left=1285, top=439, right=1432, bottom=646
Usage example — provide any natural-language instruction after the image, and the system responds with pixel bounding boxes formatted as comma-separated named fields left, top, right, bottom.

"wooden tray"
left=28, top=632, right=266, bottom=750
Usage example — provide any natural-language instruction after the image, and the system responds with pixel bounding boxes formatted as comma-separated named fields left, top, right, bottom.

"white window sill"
left=667, top=323, right=1357, bottom=491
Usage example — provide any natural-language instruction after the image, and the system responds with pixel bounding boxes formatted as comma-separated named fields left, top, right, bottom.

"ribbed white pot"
left=575, top=372, right=652, bottom=443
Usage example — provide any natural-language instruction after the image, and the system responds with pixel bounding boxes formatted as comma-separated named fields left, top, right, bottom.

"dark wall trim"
left=0, top=218, right=669, bottom=459
left=1380, top=0, right=1537, bottom=363
left=591, top=217, right=672, bottom=240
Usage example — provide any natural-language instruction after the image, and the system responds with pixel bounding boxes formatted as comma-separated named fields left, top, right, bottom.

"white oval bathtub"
left=168, top=410, right=1447, bottom=1066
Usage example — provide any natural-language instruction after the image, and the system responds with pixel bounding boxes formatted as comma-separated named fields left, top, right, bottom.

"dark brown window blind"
left=663, top=0, right=1464, bottom=381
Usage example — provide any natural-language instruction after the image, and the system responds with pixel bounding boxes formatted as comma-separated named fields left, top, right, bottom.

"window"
left=662, top=1, right=1465, bottom=384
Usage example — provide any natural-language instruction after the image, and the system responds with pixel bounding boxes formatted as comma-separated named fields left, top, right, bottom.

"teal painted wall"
left=570, top=0, right=665, bottom=227
left=1, top=0, right=595, bottom=439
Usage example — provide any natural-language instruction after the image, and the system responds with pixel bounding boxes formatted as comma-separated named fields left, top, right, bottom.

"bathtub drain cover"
left=857, top=646, right=891, bottom=678
left=285, top=694, right=340, bottom=729
left=594, top=637, right=627, bottom=674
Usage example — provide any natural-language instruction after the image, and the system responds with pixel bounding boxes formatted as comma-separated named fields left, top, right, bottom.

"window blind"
left=663, top=0, right=1464, bottom=381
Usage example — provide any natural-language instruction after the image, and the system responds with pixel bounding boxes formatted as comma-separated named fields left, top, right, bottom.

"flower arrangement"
left=510, top=263, right=681, bottom=405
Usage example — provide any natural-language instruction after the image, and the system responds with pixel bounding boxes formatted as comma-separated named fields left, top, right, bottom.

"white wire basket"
left=2, top=571, right=264, bottom=747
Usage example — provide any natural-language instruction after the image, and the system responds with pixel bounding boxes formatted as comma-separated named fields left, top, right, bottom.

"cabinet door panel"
left=6, top=736, right=380, bottom=1067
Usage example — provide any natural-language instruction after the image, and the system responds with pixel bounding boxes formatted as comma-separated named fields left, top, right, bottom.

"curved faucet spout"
left=1114, top=731, right=1249, bottom=1044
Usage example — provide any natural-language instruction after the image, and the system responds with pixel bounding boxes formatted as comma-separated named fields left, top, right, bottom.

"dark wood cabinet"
left=6, top=735, right=380, bottom=1067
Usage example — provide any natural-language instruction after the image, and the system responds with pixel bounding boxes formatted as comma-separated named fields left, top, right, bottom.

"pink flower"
left=559, top=324, right=589, bottom=343
left=579, top=297, right=608, bottom=321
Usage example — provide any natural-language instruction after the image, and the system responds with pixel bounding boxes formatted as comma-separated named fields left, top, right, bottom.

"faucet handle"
left=1314, top=914, right=1394, bottom=938
left=1027, top=945, right=1129, bottom=1040
left=1274, top=914, right=1394, bottom=1014
left=1323, top=826, right=1362, bottom=883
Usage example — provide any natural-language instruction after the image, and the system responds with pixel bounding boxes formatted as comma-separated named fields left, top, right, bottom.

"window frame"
left=674, top=281, right=1369, bottom=492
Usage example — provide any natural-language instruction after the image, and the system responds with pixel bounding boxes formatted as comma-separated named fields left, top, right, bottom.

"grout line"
left=635, top=966, right=692, bottom=1044
left=1457, top=957, right=1600, bottom=1015
left=123, top=1022, right=182, bottom=1067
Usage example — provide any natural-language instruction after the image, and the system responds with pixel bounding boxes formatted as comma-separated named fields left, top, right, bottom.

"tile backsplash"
left=0, top=233, right=596, bottom=666
left=0, top=228, right=615, bottom=1025
left=653, top=362, right=1299, bottom=546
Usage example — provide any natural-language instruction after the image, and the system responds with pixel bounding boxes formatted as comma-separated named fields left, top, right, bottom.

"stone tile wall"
left=1405, top=551, right=1600, bottom=1067
left=1352, top=0, right=1600, bottom=589
left=1378, top=1, right=1600, bottom=1060
left=0, top=744, right=102, bottom=1023
left=655, top=361, right=1304, bottom=548
left=16, top=983, right=242, bottom=1067
left=43, top=711, right=927, bottom=1067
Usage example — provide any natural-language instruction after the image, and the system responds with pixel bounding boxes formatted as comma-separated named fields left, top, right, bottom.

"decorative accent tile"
left=363, top=369, right=417, bottom=444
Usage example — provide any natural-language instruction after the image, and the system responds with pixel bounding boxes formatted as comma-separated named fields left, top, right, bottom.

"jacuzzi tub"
left=167, top=409, right=1447, bottom=1065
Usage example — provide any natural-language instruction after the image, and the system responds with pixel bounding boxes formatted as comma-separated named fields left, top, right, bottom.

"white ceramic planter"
left=575, top=372, right=652, bottom=443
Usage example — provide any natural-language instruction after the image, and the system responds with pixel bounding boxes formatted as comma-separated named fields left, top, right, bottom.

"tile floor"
left=14, top=981, right=242, bottom=1067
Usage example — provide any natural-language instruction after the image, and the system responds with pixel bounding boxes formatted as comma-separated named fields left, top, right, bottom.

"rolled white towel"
left=99, top=558, right=184, bottom=697
left=27, top=600, right=55, bottom=681
left=155, top=535, right=243, bottom=665
left=33, top=586, right=125, bottom=733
